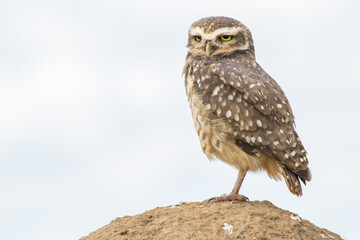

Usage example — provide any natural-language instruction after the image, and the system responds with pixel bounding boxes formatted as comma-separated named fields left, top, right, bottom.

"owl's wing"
left=215, top=60, right=294, bottom=125
left=191, top=59, right=310, bottom=181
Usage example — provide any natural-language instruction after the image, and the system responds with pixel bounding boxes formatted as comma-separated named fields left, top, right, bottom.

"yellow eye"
left=194, top=35, right=201, bottom=42
left=220, top=35, right=233, bottom=41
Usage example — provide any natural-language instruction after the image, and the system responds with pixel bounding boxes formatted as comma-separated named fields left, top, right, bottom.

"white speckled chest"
left=185, top=74, right=214, bottom=159
left=185, top=74, right=263, bottom=171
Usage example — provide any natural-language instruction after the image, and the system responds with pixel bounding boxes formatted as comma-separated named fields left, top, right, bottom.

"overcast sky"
left=0, top=0, right=359, bottom=239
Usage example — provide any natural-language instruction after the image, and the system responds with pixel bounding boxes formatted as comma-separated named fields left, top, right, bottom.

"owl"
left=183, top=16, right=311, bottom=201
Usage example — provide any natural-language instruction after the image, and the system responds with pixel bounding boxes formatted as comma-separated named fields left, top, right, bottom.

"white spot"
left=212, top=86, right=220, bottom=96
left=292, top=142, right=297, bottom=148
left=236, top=81, right=241, bottom=87
left=295, top=162, right=300, bottom=167
left=217, top=108, right=221, bottom=115
left=260, top=105, right=265, bottom=110
left=228, top=95, right=234, bottom=100
left=322, top=232, right=335, bottom=239
left=291, top=151, right=296, bottom=157
left=230, top=81, right=234, bottom=86
left=245, top=110, right=249, bottom=117
left=319, top=234, right=326, bottom=239
left=226, top=110, right=232, bottom=118
left=234, top=114, right=239, bottom=121
left=285, top=153, right=289, bottom=159
left=256, top=120, right=262, bottom=127
left=257, top=136, right=263, bottom=143
left=248, top=120, right=253, bottom=126
left=249, top=84, right=255, bottom=89
left=266, top=131, right=272, bottom=135
left=279, top=129, right=284, bottom=134
left=273, top=141, right=279, bottom=146
left=290, top=214, right=302, bottom=222
left=277, top=103, right=282, bottom=109
left=222, top=223, right=233, bottom=235
left=236, top=97, right=242, bottom=103
left=300, top=158, right=304, bottom=162
left=205, top=104, right=211, bottom=110
left=251, top=137, right=256, bottom=143
left=246, top=136, right=251, bottom=143
left=240, top=120, right=244, bottom=127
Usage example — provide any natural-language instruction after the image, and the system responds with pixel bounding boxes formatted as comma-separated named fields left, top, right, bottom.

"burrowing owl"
left=183, top=16, right=311, bottom=200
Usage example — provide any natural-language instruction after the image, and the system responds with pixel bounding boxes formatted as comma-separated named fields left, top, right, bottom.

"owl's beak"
left=205, top=41, right=212, bottom=56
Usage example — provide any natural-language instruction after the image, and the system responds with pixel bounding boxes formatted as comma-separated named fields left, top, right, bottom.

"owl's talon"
left=207, top=194, right=249, bottom=203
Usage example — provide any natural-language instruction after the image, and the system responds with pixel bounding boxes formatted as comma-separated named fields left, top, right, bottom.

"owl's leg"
left=207, top=168, right=249, bottom=203
left=230, top=168, right=248, bottom=195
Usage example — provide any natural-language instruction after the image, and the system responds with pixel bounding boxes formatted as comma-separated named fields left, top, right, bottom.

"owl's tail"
left=279, top=165, right=311, bottom=197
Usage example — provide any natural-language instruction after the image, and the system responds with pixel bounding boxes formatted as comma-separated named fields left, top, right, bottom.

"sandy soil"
left=81, top=200, right=342, bottom=240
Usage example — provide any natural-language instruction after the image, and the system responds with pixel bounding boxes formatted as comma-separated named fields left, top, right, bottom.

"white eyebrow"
left=189, top=27, right=242, bottom=40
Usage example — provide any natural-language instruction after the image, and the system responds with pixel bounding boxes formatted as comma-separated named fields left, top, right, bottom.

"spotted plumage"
left=184, top=16, right=311, bottom=197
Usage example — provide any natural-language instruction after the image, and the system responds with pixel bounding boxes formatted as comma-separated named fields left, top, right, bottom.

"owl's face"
left=186, top=17, right=254, bottom=58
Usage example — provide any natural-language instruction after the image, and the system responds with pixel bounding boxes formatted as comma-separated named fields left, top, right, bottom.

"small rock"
left=320, top=233, right=327, bottom=238
left=222, top=222, right=233, bottom=235
left=290, top=214, right=302, bottom=222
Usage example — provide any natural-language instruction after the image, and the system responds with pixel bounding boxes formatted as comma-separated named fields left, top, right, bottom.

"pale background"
left=0, top=0, right=359, bottom=239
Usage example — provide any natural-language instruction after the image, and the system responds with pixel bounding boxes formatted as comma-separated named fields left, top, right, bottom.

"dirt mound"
left=81, top=200, right=342, bottom=240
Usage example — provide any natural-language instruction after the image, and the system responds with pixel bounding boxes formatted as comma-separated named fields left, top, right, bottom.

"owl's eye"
left=220, top=35, right=233, bottom=41
left=194, top=35, right=202, bottom=42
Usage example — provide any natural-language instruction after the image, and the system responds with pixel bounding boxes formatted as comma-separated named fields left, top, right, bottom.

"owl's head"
left=186, top=16, right=254, bottom=58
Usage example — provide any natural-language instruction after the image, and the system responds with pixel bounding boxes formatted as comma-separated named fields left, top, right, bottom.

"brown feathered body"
left=184, top=17, right=311, bottom=196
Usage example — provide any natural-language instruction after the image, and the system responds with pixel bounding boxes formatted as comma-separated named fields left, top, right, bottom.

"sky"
left=0, top=0, right=359, bottom=239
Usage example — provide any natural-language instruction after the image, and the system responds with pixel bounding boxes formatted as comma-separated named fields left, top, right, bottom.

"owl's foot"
left=207, top=194, right=249, bottom=203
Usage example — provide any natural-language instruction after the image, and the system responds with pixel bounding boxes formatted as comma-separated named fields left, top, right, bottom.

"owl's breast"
left=186, top=74, right=215, bottom=159
left=185, top=74, right=265, bottom=171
